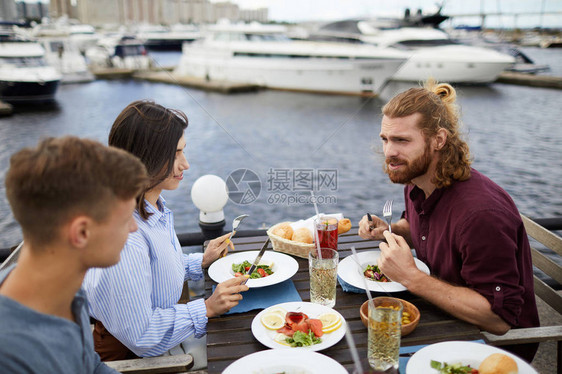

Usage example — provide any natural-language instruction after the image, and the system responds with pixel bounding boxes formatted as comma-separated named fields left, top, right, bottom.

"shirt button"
left=495, top=286, right=501, bottom=291
left=421, top=236, right=426, bottom=241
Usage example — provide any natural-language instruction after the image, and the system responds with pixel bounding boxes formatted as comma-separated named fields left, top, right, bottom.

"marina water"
left=0, top=48, right=561, bottom=261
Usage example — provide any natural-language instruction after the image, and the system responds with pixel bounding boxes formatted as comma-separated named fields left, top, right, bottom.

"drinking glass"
left=308, top=247, right=338, bottom=308
left=314, top=215, right=338, bottom=250
left=368, top=297, right=402, bottom=371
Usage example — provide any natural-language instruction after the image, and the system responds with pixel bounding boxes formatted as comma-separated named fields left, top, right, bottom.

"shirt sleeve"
left=85, top=241, right=208, bottom=357
left=183, top=252, right=204, bottom=281
left=457, top=209, right=526, bottom=326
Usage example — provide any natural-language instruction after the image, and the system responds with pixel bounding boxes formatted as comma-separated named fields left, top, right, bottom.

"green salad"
left=430, top=360, right=477, bottom=374
left=232, top=260, right=273, bottom=279
left=283, top=331, right=322, bottom=347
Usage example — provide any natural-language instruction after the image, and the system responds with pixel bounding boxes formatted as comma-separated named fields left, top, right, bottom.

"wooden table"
left=204, top=231, right=483, bottom=373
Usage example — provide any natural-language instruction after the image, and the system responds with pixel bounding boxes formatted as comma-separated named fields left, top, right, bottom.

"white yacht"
left=175, top=23, right=408, bottom=96
left=0, top=31, right=61, bottom=103
left=25, top=26, right=94, bottom=83
left=38, top=37, right=94, bottom=83
left=310, top=19, right=516, bottom=84
left=86, top=34, right=153, bottom=70
left=135, top=23, right=201, bottom=50
left=68, top=24, right=100, bottom=53
left=15, top=21, right=94, bottom=83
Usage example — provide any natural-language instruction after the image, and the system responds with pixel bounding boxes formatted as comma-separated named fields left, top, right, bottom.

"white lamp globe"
left=191, top=174, right=229, bottom=223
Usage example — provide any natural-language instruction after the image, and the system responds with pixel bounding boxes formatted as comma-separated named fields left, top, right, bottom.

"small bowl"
left=360, top=297, right=420, bottom=336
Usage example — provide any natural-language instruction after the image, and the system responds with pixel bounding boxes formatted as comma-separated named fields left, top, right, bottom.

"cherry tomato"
left=257, top=268, right=267, bottom=277
left=234, top=272, right=242, bottom=277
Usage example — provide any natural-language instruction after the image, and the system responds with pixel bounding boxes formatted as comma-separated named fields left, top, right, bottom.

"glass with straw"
left=308, top=191, right=338, bottom=307
left=350, top=246, right=401, bottom=372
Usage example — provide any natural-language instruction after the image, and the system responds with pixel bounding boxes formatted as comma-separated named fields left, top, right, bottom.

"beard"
left=384, top=143, right=433, bottom=184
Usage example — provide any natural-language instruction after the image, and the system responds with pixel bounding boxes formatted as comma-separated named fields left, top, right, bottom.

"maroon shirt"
left=404, top=169, right=539, bottom=352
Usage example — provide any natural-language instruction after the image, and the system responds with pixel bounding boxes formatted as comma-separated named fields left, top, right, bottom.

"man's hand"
left=358, top=214, right=388, bottom=240
left=202, top=232, right=235, bottom=268
left=205, top=276, right=249, bottom=318
left=377, top=230, right=420, bottom=285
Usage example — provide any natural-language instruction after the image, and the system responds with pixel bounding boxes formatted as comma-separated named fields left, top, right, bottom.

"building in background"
left=43, top=0, right=268, bottom=26
left=1, top=0, right=17, bottom=21
left=15, top=1, right=48, bottom=21
left=49, top=0, right=78, bottom=19
left=213, top=1, right=238, bottom=22
left=239, top=7, right=268, bottom=23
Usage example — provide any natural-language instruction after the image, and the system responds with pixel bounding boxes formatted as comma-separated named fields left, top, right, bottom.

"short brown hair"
left=382, top=80, right=472, bottom=188
left=5, top=136, right=148, bottom=245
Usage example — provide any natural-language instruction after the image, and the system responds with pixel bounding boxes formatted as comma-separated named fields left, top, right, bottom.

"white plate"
left=251, top=302, right=346, bottom=352
left=337, top=250, right=430, bottom=292
left=223, top=348, right=347, bottom=374
left=406, top=341, right=538, bottom=374
left=208, top=250, right=299, bottom=288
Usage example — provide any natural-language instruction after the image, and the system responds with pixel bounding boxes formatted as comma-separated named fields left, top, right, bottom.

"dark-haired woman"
left=83, top=100, right=248, bottom=365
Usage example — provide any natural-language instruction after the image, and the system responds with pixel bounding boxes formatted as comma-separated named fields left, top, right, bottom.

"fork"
left=383, top=200, right=393, bottom=234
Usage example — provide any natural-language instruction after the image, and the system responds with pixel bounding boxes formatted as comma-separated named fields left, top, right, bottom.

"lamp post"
left=190, top=174, right=229, bottom=240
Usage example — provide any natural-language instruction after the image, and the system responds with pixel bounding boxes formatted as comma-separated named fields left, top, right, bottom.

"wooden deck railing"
left=482, top=214, right=562, bottom=371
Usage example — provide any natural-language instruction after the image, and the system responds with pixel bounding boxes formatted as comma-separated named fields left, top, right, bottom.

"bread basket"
left=267, top=223, right=316, bottom=259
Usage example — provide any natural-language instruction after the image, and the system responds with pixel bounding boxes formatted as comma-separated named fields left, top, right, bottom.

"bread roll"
left=478, top=353, right=518, bottom=374
left=338, top=218, right=352, bottom=234
left=291, top=227, right=313, bottom=244
left=272, top=222, right=294, bottom=240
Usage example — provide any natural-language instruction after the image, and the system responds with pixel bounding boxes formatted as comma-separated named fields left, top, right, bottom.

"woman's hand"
left=202, top=232, right=234, bottom=268
left=205, top=276, right=249, bottom=318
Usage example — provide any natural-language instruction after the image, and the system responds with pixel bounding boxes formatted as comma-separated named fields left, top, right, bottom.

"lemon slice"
left=318, top=312, right=341, bottom=330
left=265, top=307, right=287, bottom=318
left=273, top=333, right=291, bottom=346
left=322, top=318, right=343, bottom=333
left=258, top=259, right=274, bottom=268
left=261, top=312, right=285, bottom=330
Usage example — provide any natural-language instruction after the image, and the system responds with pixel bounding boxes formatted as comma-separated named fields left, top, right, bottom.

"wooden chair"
left=105, top=354, right=194, bottom=374
left=0, top=241, right=22, bottom=272
left=482, top=214, right=562, bottom=370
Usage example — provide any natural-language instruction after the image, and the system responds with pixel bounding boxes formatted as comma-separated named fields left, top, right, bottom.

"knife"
left=242, top=238, right=270, bottom=284
left=366, top=213, right=375, bottom=230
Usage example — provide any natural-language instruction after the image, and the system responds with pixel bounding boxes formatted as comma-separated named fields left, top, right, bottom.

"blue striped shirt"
left=83, top=197, right=208, bottom=357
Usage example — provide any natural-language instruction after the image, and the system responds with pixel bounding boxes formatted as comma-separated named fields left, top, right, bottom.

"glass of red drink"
left=314, top=215, right=339, bottom=250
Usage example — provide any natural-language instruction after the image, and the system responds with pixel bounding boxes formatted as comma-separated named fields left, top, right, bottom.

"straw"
left=310, top=190, right=323, bottom=260
left=344, top=325, right=364, bottom=374
left=350, top=246, right=374, bottom=309
left=310, top=190, right=320, bottom=218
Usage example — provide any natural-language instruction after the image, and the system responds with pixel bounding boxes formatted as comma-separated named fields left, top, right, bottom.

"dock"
left=0, top=101, right=13, bottom=116
left=91, top=68, right=136, bottom=79
left=129, top=69, right=562, bottom=93
left=133, top=70, right=261, bottom=94
left=496, top=72, right=562, bottom=89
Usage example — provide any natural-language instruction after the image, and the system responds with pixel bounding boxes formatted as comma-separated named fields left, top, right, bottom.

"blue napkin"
left=398, top=340, right=486, bottom=372
left=338, top=275, right=365, bottom=293
left=213, top=279, right=302, bottom=315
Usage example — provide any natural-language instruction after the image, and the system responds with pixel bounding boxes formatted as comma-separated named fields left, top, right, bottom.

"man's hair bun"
left=425, top=79, right=456, bottom=104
